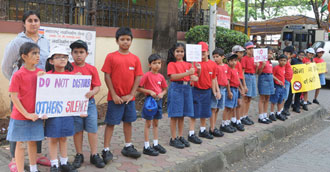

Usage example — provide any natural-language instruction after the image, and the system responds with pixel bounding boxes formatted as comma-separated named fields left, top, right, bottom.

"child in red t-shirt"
left=313, top=48, right=327, bottom=104
left=167, top=43, right=199, bottom=149
left=210, top=48, right=226, bottom=137
left=101, top=27, right=143, bottom=160
left=44, top=46, right=77, bottom=172
left=269, top=54, right=288, bottom=121
left=137, top=54, right=168, bottom=156
left=301, top=48, right=315, bottom=111
left=69, top=40, right=104, bottom=168
left=6, top=42, right=45, bottom=172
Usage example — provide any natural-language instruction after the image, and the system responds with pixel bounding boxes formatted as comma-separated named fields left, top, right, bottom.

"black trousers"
left=284, top=86, right=301, bottom=110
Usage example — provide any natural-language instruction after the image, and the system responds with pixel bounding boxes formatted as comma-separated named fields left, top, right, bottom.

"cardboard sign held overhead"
left=186, top=44, right=202, bottom=62
left=254, top=48, right=268, bottom=62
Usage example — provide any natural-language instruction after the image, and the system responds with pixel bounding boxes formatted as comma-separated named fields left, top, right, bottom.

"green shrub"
left=185, top=25, right=249, bottom=53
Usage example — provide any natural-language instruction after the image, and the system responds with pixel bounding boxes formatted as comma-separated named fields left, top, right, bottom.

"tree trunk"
left=310, top=0, right=321, bottom=28
left=152, top=0, right=179, bottom=77
left=260, top=0, right=266, bottom=19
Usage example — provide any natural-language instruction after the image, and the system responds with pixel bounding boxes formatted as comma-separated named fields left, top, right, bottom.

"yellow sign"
left=291, top=63, right=321, bottom=93
left=208, top=0, right=221, bottom=5
left=316, top=62, right=327, bottom=74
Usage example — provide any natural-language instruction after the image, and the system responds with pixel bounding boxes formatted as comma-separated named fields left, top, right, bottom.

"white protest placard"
left=35, top=74, right=91, bottom=118
left=39, top=26, right=96, bottom=65
left=253, top=48, right=268, bottom=62
left=186, top=44, right=202, bottom=62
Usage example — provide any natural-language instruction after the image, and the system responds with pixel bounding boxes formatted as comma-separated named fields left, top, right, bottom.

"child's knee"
left=59, top=137, right=67, bottom=142
left=145, top=120, right=152, bottom=128
left=152, top=120, right=159, bottom=128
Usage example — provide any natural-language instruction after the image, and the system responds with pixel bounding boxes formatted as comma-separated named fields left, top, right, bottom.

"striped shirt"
left=1, top=32, right=50, bottom=81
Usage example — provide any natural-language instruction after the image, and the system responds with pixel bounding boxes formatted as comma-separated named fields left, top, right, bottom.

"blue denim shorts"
left=244, top=73, right=257, bottom=97
left=45, top=116, right=75, bottom=138
left=284, top=80, right=291, bottom=100
left=225, top=87, right=239, bottom=108
left=320, top=74, right=326, bottom=86
left=167, top=82, right=194, bottom=118
left=7, top=118, right=44, bottom=142
left=211, top=86, right=226, bottom=110
left=142, top=98, right=163, bottom=120
left=74, top=98, right=98, bottom=133
left=192, top=88, right=212, bottom=118
left=104, top=101, right=136, bottom=125
left=258, top=74, right=275, bottom=95
left=270, top=84, right=286, bottom=104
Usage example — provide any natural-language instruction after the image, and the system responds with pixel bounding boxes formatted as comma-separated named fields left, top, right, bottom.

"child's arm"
left=255, top=62, right=260, bottom=74
left=257, top=61, right=266, bottom=75
left=137, top=87, right=157, bottom=98
left=121, top=75, right=142, bottom=104
left=170, top=67, right=195, bottom=80
left=226, top=82, right=233, bottom=100
left=10, top=92, right=39, bottom=121
left=85, top=86, right=100, bottom=99
left=273, top=76, right=283, bottom=86
left=157, top=87, right=168, bottom=99
left=212, top=78, right=221, bottom=100
left=241, top=69, right=248, bottom=93
left=104, top=73, right=124, bottom=104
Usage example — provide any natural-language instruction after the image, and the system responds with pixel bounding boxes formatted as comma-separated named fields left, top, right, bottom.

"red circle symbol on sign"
left=259, top=49, right=263, bottom=55
left=293, top=81, right=302, bottom=91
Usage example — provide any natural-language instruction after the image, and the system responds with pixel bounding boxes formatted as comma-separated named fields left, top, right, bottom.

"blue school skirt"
left=167, top=82, right=194, bottom=118
left=258, top=73, right=275, bottom=95
left=45, top=116, right=75, bottom=138
left=6, top=118, right=44, bottom=142
left=244, top=73, right=257, bottom=97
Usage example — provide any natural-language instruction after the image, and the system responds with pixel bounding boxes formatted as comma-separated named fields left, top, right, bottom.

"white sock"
left=30, top=164, right=38, bottom=172
left=59, top=156, right=68, bottom=165
left=144, top=142, right=150, bottom=149
left=276, top=112, right=281, bottom=115
left=243, top=115, right=247, bottom=118
left=270, top=112, right=274, bottom=115
left=231, top=117, right=237, bottom=123
left=104, top=147, right=110, bottom=151
left=304, top=101, right=307, bottom=104
left=200, top=127, right=206, bottom=132
left=189, top=130, right=195, bottom=136
left=236, top=120, right=241, bottom=124
left=263, top=113, right=268, bottom=118
left=279, top=108, right=283, bottom=113
left=240, top=116, right=244, bottom=120
left=259, top=114, right=264, bottom=119
left=153, top=140, right=158, bottom=146
left=125, top=143, right=132, bottom=147
left=221, top=121, right=226, bottom=127
left=50, top=159, right=59, bottom=168
left=225, top=120, right=231, bottom=125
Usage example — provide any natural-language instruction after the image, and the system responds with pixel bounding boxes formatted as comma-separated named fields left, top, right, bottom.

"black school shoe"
left=102, top=149, right=113, bottom=164
left=198, top=130, right=214, bottom=139
left=282, top=109, right=291, bottom=116
left=269, top=114, right=277, bottom=121
left=220, top=125, right=235, bottom=133
left=50, top=166, right=59, bottom=172
left=229, top=123, right=237, bottom=132
left=178, top=136, right=190, bottom=147
left=188, top=134, right=203, bottom=144
left=169, top=138, right=185, bottom=149
left=59, top=162, right=77, bottom=172
left=153, top=144, right=166, bottom=154
left=121, top=145, right=141, bottom=159
left=258, top=118, right=269, bottom=124
left=292, top=107, right=301, bottom=113
left=72, top=153, right=84, bottom=169
left=302, top=104, right=308, bottom=111
left=265, top=117, right=272, bottom=123
left=241, top=117, right=253, bottom=125
left=232, top=122, right=245, bottom=131
left=246, top=116, right=254, bottom=124
left=209, top=128, right=224, bottom=137
left=276, top=113, right=286, bottom=121
left=143, top=147, right=159, bottom=156
left=307, top=100, right=312, bottom=105
left=90, top=154, right=105, bottom=168
left=313, top=99, right=320, bottom=104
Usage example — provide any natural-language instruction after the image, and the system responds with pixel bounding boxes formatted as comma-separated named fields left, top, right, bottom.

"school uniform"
left=211, top=64, right=228, bottom=110
left=6, top=67, right=44, bottom=142
left=167, top=61, right=194, bottom=117
left=270, top=65, right=286, bottom=104
left=225, top=67, right=240, bottom=108
left=44, top=71, right=75, bottom=138
left=257, top=61, right=274, bottom=95
left=241, top=56, right=257, bottom=97
left=101, top=51, right=143, bottom=125
left=139, top=71, right=167, bottom=120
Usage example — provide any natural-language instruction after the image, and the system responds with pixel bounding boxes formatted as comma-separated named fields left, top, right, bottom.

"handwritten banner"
left=316, top=62, right=327, bottom=74
left=253, top=48, right=268, bottom=62
left=291, top=63, right=321, bottom=93
left=35, top=74, right=91, bottom=118
left=186, top=44, right=202, bottom=62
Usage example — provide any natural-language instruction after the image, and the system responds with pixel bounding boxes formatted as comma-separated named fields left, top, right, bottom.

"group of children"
left=6, top=27, right=325, bottom=172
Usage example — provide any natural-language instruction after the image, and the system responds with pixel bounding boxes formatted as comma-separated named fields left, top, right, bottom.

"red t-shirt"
left=273, top=65, right=285, bottom=85
left=227, top=67, right=240, bottom=88
left=139, top=71, right=167, bottom=95
left=216, top=64, right=228, bottom=86
left=241, top=56, right=256, bottom=74
left=302, top=57, right=311, bottom=64
left=167, top=61, right=192, bottom=82
left=284, top=61, right=293, bottom=81
left=192, top=60, right=217, bottom=89
left=72, top=63, right=101, bottom=99
left=101, top=51, right=143, bottom=101
left=9, top=67, right=43, bottom=120
left=235, top=61, right=244, bottom=79
left=258, top=61, right=273, bottom=74
left=313, top=57, right=325, bottom=63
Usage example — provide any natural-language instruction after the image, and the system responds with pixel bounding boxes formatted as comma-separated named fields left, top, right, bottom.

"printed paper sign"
left=291, top=63, right=321, bottom=93
left=35, top=74, right=91, bottom=118
left=186, top=44, right=202, bottom=62
left=316, top=62, right=327, bottom=74
left=39, top=26, right=96, bottom=65
left=253, top=48, right=268, bottom=62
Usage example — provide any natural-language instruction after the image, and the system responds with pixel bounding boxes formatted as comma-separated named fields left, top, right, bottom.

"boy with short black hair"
left=101, top=27, right=143, bottom=163
left=70, top=40, right=105, bottom=169
left=281, top=46, right=293, bottom=118
left=270, top=54, right=288, bottom=121
left=137, top=54, right=168, bottom=156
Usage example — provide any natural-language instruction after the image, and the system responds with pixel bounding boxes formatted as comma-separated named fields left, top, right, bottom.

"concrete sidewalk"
left=0, top=99, right=328, bottom=172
